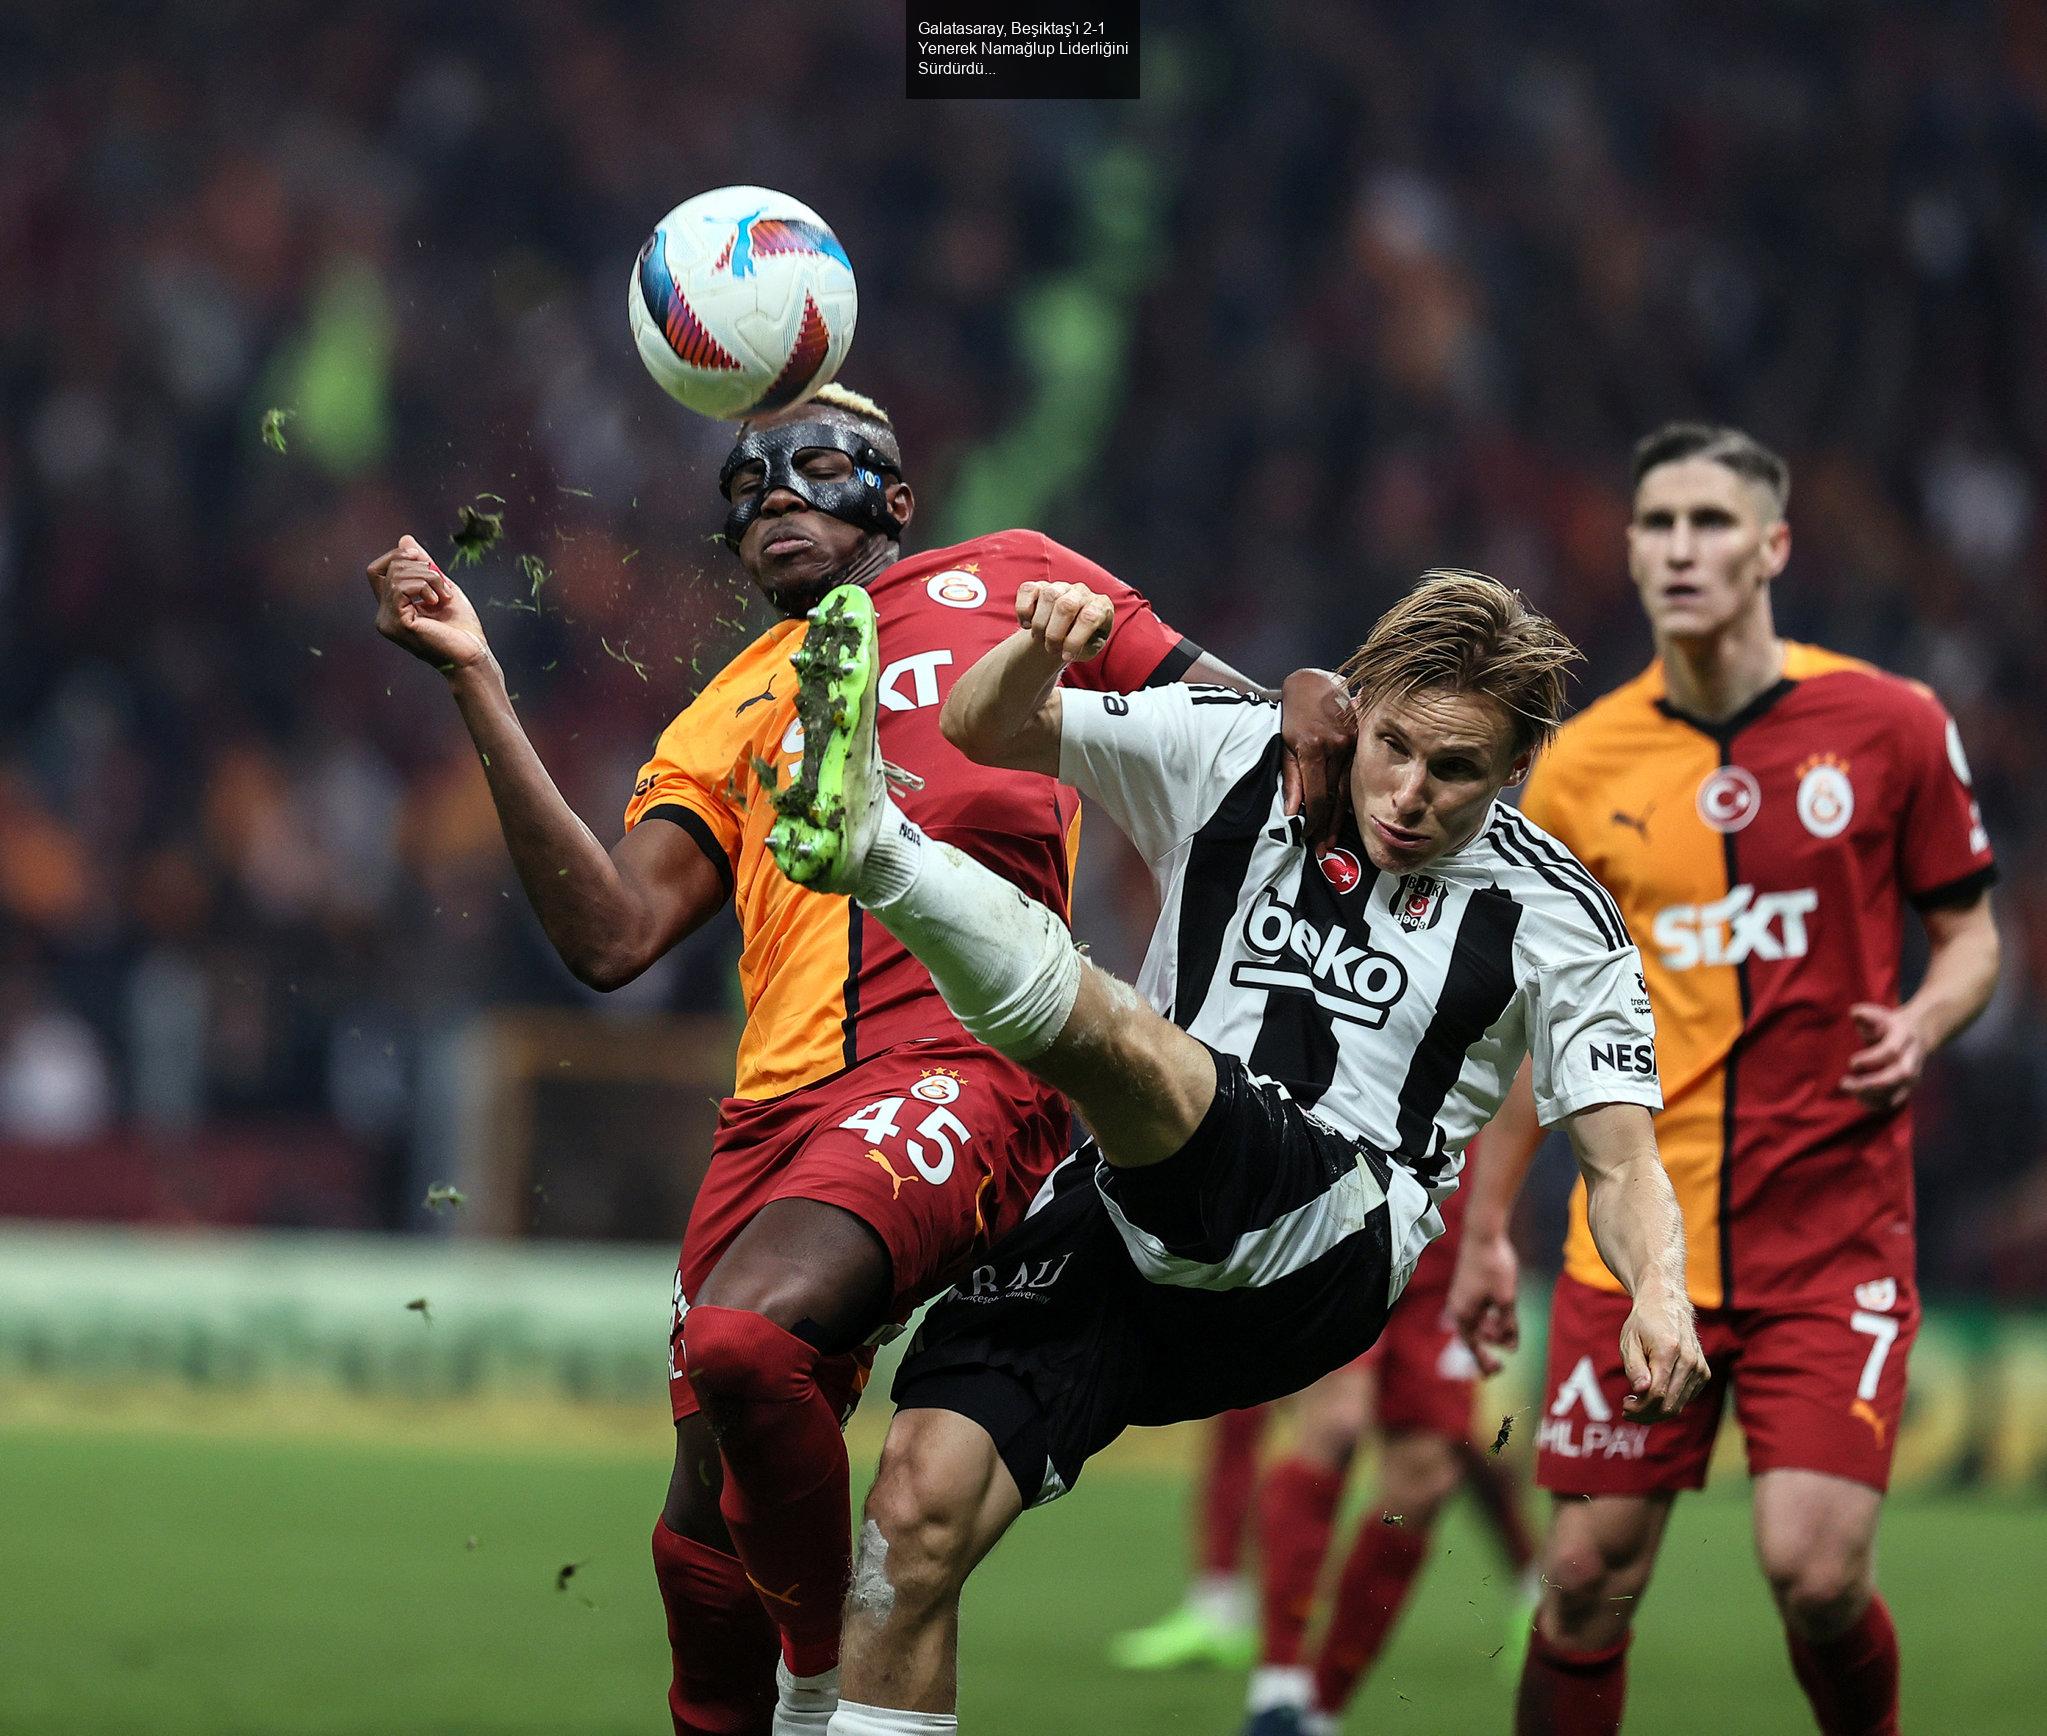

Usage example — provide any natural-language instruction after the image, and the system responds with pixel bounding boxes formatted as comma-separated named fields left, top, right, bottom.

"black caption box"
left=907, top=2, right=1139, bottom=99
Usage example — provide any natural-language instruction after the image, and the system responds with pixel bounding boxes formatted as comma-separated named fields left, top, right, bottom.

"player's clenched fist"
left=367, top=534, right=492, bottom=673
left=1017, top=580, right=1113, bottom=664
left=1448, top=1226, right=1521, bottom=1376
left=1618, top=1284, right=1710, bottom=1422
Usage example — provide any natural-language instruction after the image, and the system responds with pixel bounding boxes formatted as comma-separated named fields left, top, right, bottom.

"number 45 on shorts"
left=839, top=1072, right=973, bottom=1186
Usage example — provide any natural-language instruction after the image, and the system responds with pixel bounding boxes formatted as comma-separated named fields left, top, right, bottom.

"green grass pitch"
left=1, top=1422, right=2042, bottom=1734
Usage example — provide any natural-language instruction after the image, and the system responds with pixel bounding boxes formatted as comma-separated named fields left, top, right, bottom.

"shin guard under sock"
left=1313, top=1514, right=1431, bottom=1713
left=1516, top=1627, right=1630, bottom=1736
left=650, top=1518, right=779, bottom=1736
left=1256, top=1456, right=1347, bottom=1667
left=1786, top=1595, right=1900, bottom=1736
left=682, top=1306, right=854, bottom=1679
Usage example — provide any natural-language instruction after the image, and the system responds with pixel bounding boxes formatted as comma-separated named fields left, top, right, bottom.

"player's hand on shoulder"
left=1838, top=1001, right=1925, bottom=1111
left=1448, top=1227, right=1520, bottom=1376
left=1280, top=667, right=1355, bottom=849
left=1017, top=579, right=1114, bottom=664
left=1618, top=1282, right=1709, bottom=1422
left=368, top=534, right=492, bottom=673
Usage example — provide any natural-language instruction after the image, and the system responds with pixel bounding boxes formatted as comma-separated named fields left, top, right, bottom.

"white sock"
left=1188, top=1572, right=1252, bottom=1631
left=852, top=798, right=925, bottom=907
left=1246, top=1665, right=1313, bottom=1714
left=773, top=1659, right=840, bottom=1734
left=827, top=1702, right=958, bottom=1735
left=856, top=800, right=1081, bottom=1062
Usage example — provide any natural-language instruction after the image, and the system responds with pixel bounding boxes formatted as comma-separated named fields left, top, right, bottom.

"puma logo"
left=972, top=1169, right=994, bottom=1239
left=867, top=1148, right=913, bottom=1200
left=1611, top=803, right=1655, bottom=841
left=734, top=677, right=777, bottom=717
left=1850, top=1399, right=1887, bottom=1446
left=746, top=1572, right=802, bottom=1608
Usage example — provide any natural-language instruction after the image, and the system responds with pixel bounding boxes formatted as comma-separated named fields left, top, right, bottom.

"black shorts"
left=892, top=1048, right=1426, bottom=1506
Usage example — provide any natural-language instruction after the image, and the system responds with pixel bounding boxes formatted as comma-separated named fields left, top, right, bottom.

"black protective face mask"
left=718, top=419, right=902, bottom=555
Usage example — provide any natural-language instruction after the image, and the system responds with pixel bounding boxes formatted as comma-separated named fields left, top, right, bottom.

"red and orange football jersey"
left=624, top=531, right=1190, bottom=1102
left=1522, top=644, right=1995, bottom=1308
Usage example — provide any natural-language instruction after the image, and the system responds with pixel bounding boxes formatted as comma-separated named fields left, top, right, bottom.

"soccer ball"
left=628, top=186, right=858, bottom=421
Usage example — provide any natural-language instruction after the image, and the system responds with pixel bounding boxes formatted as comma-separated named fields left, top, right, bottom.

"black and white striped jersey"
left=1059, top=684, right=1662, bottom=1205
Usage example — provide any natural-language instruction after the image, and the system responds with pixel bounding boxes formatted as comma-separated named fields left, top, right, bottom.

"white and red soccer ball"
left=628, top=186, right=858, bottom=421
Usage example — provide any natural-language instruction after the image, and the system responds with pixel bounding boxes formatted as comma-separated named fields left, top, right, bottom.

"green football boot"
left=1106, top=1599, right=1258, bottom=1672
left=767, top=583, right=887, bottom=895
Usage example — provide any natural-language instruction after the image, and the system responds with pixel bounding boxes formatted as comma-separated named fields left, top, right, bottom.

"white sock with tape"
left=826, top=1702, right=957, bottom=1735
left=856, top=800, right=1081, bottom=1062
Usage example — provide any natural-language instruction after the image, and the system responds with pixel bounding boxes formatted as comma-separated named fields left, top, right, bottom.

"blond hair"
left=809, top=382, right=893, bottom=426
left=755, top=381, right=901, bottom=470
left=1339, top=570, right=1580, bottom=757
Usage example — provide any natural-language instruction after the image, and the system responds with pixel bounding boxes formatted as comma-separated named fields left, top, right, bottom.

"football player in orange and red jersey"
left=367, top=385, right=1346, bottom=1736
left=1451, top=423, right=2000, bottom=1736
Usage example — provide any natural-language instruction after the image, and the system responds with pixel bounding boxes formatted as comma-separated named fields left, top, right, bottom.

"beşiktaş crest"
left=1391, top=873, right=1448, bottom=932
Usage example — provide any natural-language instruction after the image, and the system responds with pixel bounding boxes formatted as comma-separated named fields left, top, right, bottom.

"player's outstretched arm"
left=1448, top=1058, right=1546, bottom=1373
left=367, top=536, right=727, bottom=990
left=1563, top=1102, right=1709, bottom=1422
left=939, top=579, right=1115, bottom=774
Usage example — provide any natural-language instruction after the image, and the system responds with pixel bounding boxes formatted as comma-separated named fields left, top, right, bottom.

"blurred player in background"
left=1452, top=424, right=2001, bottom=1736
left=1107, top=1406, right=1266, bottom=1670
left=1111, top=1186, right=1543, bottom=1716
left=1239, top=1177, right=1541, bottom=1735
left=366, top=385, right=1345, bottom=1736
left=762, top=569, right=1706, bottom=1736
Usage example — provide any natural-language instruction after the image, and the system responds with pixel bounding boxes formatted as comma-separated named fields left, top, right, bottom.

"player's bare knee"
left=1542, top=1510, right=1654, bottom=1628
left=1293, top=1372, right=1369, bottom=1467
left=1379, top=1431, right=1462, bottom=1518
left=1762, top=1546, right=1873, bottom=1640
left=1540, top=1534, right=1617, bottom=1619
left=677, top=1307, right=770, bottom=1419
left=856, top=1455, right=979, bottom=1617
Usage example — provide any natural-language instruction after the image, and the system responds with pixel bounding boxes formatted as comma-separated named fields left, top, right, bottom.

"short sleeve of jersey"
left=1026, top=534, right=1196, bottom=693
left=622, top=698, right=741, bottom=884
left=1524, top=943, right=1663, bottom=1125
left=1896, top=689, right=1996, bottom=906
left=1059, top=685, right=1278, bottom=863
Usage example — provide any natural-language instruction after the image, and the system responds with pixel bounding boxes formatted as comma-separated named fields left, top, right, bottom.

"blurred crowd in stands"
left=4, top=1, right=2046, bottom=1290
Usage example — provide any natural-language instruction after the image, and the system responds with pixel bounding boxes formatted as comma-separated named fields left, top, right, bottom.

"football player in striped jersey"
left=760, top=569, right=1707, bottom=1736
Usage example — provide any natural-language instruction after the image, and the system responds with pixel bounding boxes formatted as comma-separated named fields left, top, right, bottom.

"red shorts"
left=1359, top=1214, right=1480, bottom=1440
left=1363, top=1283, right=1480, bottom=1440
left=1535, top=1271, right=1920, bottom=1496
left=667, top=1040, right=1068, bottom=1423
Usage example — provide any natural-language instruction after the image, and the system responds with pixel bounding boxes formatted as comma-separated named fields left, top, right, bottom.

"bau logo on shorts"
left=1231, top=886, right=1407, bottom=1026
left=961, top=1254, right=1073, bottom=1303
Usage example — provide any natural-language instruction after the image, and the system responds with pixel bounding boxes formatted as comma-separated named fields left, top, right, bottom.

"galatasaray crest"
left=1795, top=755, right=1854, bottom=840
